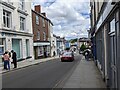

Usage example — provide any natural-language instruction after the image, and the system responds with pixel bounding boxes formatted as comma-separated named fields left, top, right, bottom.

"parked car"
left=61, top=51, right=74, bottom=62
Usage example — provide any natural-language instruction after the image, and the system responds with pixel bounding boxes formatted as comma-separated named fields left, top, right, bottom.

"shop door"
left=110, top=34, right=117, bottom=88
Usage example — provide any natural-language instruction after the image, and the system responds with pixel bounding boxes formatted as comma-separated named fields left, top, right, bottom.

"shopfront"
left=0, top=31, right=34, bottom=61
left=34, top=41, right=50, bottom=59
left=95, top=2, right=120, bottom=88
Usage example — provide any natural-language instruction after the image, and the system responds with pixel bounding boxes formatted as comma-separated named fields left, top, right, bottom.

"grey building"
left=90, top=0, right=120, bottom=89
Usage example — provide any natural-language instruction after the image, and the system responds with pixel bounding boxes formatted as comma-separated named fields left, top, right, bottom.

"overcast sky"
left=32, top=0, right=90, bottom=40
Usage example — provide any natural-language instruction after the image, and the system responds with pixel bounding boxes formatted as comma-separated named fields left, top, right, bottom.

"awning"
left=34, top=42, right=50, bottom=46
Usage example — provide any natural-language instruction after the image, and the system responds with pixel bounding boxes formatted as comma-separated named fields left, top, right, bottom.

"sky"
left=32, top=0, right=90, bottom=40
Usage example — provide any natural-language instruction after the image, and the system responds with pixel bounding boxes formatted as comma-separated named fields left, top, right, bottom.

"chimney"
left=41, top=13, right=46, bottom=17
left=35, top=5, right=41, bottom=13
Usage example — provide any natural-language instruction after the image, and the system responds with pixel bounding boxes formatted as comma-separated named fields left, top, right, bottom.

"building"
left=0, top=0, right=34, bottom=61
left=50, top=34, right=57, bottom=57
left=90, top=0, right=120, bottom=88
left=56, top=36, right=65, bottom=55
left=65, top=40, right=70, bottom=49
left=32, top=5, right=52, bottom=59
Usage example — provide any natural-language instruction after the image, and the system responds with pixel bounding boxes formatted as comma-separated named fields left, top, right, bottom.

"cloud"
left=32, top=0, right=90, bottom=40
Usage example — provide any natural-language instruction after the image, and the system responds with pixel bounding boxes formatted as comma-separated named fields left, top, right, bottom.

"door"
left=109, top=18, right=117, bottom=88
left=110, top=34, right=117, bottom=88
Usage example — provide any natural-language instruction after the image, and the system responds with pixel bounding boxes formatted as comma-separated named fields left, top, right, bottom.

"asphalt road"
left=2, top=55, right=82, bottom=88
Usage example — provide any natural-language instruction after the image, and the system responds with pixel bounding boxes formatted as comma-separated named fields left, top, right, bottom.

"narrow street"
left=2, top=55, right=82, bottom=88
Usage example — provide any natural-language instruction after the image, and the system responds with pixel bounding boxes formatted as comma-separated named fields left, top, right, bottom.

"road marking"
left=52, top=55, right=83, bottom=89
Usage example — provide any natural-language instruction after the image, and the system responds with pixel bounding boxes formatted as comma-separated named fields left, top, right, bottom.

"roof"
left=32, top=9, right=53, bottom=26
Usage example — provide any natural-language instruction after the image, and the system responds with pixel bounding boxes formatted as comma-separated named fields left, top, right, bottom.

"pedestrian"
left=53, top=51, right=56, bottom=57
left=59, top=50, right=61, bottom=57
left=8, top=51, right=12, bottom=67
left=84, top=49, right=90, bottom=61
left=44, top=51, right=47, bottom=58
left=3, top=51, right=10, bottom=70
left=11, top=50, right=17, bottom=68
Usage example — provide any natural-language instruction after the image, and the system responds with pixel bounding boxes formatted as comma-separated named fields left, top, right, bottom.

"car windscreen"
left=63, top=52, right=72, bottom=57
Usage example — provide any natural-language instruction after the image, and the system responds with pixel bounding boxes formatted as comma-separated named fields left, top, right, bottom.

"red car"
left=61, top=51, right=74, bottom=62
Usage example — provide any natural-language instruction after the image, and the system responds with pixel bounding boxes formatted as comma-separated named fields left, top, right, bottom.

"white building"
left=0, top=0, right=34, bottom=61
left=50, top=34, right=57, bottom=57
left=49, top=21, right=57, bottom=57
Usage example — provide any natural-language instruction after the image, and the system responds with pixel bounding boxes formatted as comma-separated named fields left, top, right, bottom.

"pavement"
left=63, top=56, right=107, bottom=88
left=0, top=54, right=107, bottom=88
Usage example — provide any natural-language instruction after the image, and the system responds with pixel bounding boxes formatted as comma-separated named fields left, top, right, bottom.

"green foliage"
left=80, top=44, right=86, bottom=51
left=70, top=38, right=77, bottom=43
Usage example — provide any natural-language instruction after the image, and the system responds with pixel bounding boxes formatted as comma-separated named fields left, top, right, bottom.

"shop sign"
left=1, top=32, right=16, bottom=37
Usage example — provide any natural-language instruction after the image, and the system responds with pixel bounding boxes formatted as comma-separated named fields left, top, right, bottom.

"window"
left=20, top=17, right=25, bottom=31
left=37, top=31, right=40, bottom=40
left=38, top=47, right=43, bottom=56
left=19, top=0, right=24, bottom=10
left=42, top=18, right=45, bottom=27
left=3, top=10, right=11, bottom=28
left=0, top=38, right=5, bottom=55
left=110, top=18, right=115, bottom=33
left=43, top=32, right=46, bottom=41
left=36, top=15, right=39, bottom=25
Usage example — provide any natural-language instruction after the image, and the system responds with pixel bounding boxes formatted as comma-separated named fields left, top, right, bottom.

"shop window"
left=0, top=38, right=5, bottom=55
left=26, top=39, right=30, bottom=57
left=12, top=39, right=21, bottom=59
left=38, top=47, right=43, bottom=56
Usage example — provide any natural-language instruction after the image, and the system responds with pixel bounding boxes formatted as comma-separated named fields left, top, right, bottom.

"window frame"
left=43, top=32, right=46, bottom=41
left=42, top=18, right=45, bottom=27
left=20, top=16, right=25, bottom=31
left=3, top=10, right=11, bottom=28
left=0, top=38, right=5, bottom=56
left=36, top=15, right=39, bottom=25
left=19, top=0, right=25, bottom=10
left=37, top=31, right=40, bottom=40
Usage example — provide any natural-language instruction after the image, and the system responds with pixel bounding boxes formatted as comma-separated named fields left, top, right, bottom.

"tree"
left=70, top=38, right=77, bottom=43
left=80, top=44, right=86, bottom=51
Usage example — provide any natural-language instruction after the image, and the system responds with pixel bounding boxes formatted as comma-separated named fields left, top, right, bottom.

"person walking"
left=11, top=50, right=17, bottom=68
left=53, top=51, right=56, bottom=57
left=3, top=51, right=10, bottom=70
left=84, top=49, right=90, bottom=61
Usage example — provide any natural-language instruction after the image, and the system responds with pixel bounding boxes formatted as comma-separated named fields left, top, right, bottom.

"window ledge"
left=108, top=31, right=115, bottom=36
left=0, top=1, right=16, bottom=10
